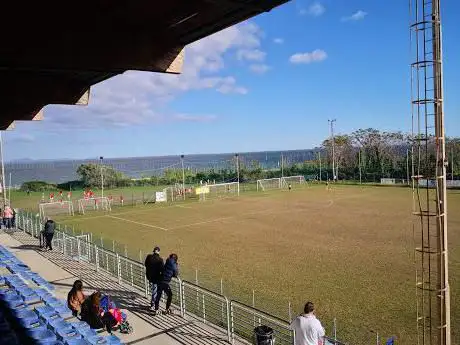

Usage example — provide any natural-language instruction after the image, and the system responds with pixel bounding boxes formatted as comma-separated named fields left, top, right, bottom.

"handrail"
left=230, top=300, right=291, bottom=326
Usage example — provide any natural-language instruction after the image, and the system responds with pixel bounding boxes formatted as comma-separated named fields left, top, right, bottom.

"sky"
left=5, top=0, right=460, bottom=161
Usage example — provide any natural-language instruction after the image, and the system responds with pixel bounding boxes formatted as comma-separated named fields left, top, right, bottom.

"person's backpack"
left=119, top=320, right=133, bottom=334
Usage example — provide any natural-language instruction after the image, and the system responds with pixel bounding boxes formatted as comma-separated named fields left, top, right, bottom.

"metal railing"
left=16, top=210, right=346, bottom=345
left=230, top=300, right=294, bottom=345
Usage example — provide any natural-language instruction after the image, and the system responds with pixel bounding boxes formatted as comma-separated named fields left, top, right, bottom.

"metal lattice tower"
left=410, top=0, right=450, bottom=345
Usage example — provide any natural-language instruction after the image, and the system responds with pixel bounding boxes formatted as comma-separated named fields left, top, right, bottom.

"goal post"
left=208, top=182, right=239, bottom=197
left=281, top=175, right=306, bottom=188
left=77, top=197, right=111, bottom=215
left=39, top=201, right=74, bottom=219
left=257, top=178, right=281, bottom=191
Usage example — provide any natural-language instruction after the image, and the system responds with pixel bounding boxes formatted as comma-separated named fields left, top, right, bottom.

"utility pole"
left=281, top=153, right=284, bottom=177
left=328, top=119, right=337, bottom=181
left=359, top=150, right=362, bottom=185
left=99, top=156, right=104, bottom=197
left=181, top=155, right=185, bottom=201
left=452, top=147, right=454, bottom=183
left=235, top=154, right=240, bottom=196
left=318, top=152, right=322, bottom=182
left=406, top=149, right=410, bottom=185
left=0, top=132, right=6, bottom=206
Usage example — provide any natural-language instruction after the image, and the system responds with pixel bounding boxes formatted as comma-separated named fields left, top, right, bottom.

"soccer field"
left=15, top=185, right=460, bottom=344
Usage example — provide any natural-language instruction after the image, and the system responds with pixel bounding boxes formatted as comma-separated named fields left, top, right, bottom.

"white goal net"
left=281, top=175, right=306, bottom=188
left=39, top=201, right=74, bottom=219
left=77, top=197, right=111, bottom=214
left=257, top=178, right=281, bottom=191
left=200, top=182, right=239, bottom=200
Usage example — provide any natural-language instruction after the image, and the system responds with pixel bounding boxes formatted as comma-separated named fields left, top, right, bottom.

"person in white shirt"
left=290, top=301, right=325, bottom=345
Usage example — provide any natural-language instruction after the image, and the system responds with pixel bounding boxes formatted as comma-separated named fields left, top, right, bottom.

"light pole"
left=328, top=119, right=337, bottom=181
left=235, top=154, right=240, bottom=196
left=99, top=156, right=104, bottom=197
left=281, top=153, right=284, bottom=177
left=318, top=151, right=322, bottom=182
left=180, top=155, right=185, bottom=201
left=406, top=149, right=410, bottom=185
left=358, top=150, right=362, bottom=185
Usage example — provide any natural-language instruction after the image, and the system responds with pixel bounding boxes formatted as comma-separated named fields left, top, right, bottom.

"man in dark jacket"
left=144, top=246, right=163, bottom=310
left=43, top=218, right=56, bottom=251
left=154, top=253, right=178, bottom=315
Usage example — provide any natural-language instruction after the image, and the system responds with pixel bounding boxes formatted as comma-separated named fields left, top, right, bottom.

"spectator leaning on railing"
left=154, top=253, right=179, bottom=316
left=290, top=301, right=325, bottom=345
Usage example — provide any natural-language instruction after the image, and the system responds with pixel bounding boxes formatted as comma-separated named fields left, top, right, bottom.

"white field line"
left=175, top=205, right=193, bottom=209
left=107, top=215, right=169, bottom=231
left=68, top=203, right=195, bottom=222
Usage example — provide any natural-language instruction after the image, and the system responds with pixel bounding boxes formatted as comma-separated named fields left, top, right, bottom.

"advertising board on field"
left=155, top=191, right=167, bottom=202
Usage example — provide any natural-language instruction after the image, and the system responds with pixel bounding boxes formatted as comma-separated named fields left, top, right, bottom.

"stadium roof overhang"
left=1, top=0, right=289, bottom=130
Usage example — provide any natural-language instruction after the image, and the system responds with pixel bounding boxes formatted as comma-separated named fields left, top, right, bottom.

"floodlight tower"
left=180, top=155, right=185, bottom=201
left=99, top=156, right=104, bottom=197
left=410, top=0, right=450, bottom=344
left=235, top=154, right=240, bottom=196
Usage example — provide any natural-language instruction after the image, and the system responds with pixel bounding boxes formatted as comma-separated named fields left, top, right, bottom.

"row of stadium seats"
left=0, top=245, right=123, bottom=345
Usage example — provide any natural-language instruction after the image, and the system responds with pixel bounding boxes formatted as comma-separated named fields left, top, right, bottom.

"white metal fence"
left=16, top=210, right=346, bottom=345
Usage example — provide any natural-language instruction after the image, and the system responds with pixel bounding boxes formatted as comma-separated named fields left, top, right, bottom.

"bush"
left=21, top=181, right=57, bottom=192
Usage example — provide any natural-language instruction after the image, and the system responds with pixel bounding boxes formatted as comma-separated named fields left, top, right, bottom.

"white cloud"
left=300, top=2, right=325, bottom=16
left=236, top=49, right=266, bottom=61
left=308, top=2, right=325, bottom=16
left=342, top=10, right=367, bottom=21
left=41, top=22, right=265, bottom=129
left=172, top=114, right=217, bottom=122
left=249, top=64, right=271, bottom=74
left=289, top=49, right=328, bottom=64
left=6, top=133, right=35, bottom=143
left=273, top=38, right=284, bottom=44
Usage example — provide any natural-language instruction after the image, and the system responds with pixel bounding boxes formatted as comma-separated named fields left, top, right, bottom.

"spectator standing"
left=144, top=246, right=164, bottom=311
left=43, top=218, right=56, bottom=251
left=12, top=208, right=17, bottom=228
left=290, top=302, right=325, bottom=345
left=3, top=206, right=13, bottom=229
left=154, top=253, right=179, bottom=315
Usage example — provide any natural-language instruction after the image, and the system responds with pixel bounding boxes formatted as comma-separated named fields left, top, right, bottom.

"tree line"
left=21, top=128, right=460, bottom=191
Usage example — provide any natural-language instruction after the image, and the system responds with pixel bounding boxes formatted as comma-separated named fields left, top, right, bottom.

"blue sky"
left=5, top=0, right=460, bottom=161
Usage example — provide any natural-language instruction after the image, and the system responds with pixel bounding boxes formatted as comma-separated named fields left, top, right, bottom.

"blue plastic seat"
left=28, top=328, right=57, bottom=341
left=56, top=328, right=82, bottom=342
left=43, top=296, right=65, bottom=308
left=35, top=305, right=58, bottom=317
left=13, top=308, right=39, bottom=327
left=48, top=319, right=72, bottom=332
left=55, top=305, right=73, bottom=319
left=4, top=296, right=27, bottom=310
left=77, top=327, right=98, bottom=339
left=66, top=339, right=91, bottom=345
left=70, top=321, right=90, bottom=332
left=45, top=316, right=66, bottom=329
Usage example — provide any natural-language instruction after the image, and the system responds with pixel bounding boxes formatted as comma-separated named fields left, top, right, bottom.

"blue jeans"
left=150, top=283, right=158, bottom=307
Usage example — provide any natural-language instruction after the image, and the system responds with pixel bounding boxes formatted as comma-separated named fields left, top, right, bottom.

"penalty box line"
left=107, top=215, right=169, bottom=231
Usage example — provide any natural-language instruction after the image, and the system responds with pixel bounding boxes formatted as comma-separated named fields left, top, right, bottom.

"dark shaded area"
left=1, top=0, right=289, bottom=129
